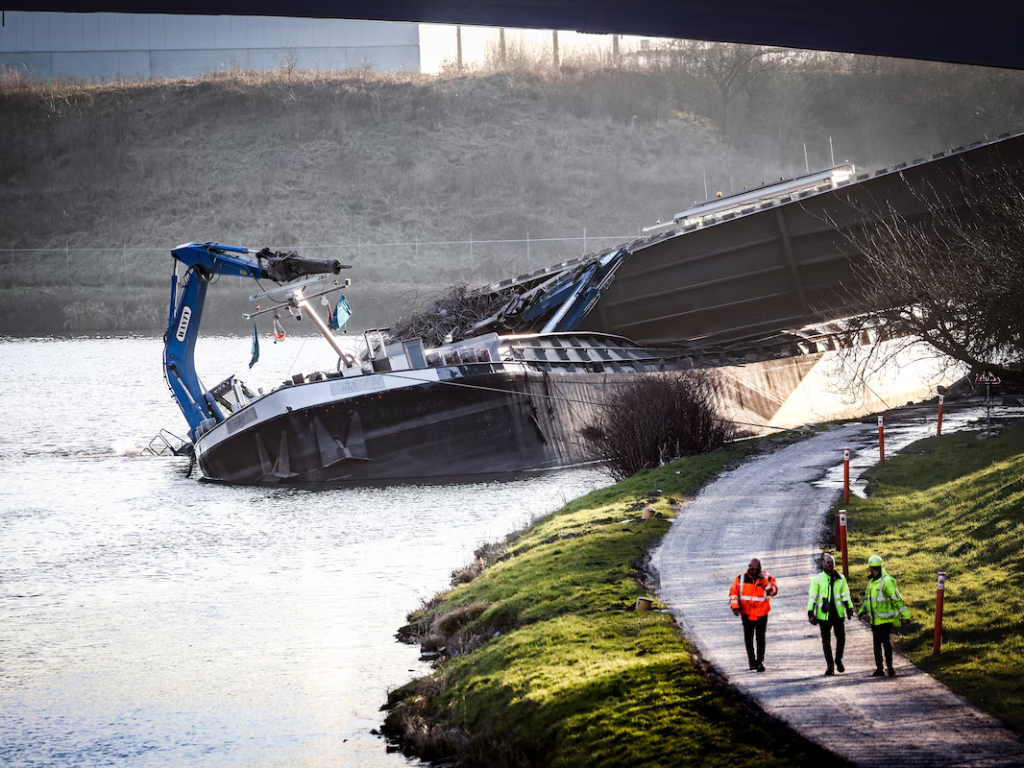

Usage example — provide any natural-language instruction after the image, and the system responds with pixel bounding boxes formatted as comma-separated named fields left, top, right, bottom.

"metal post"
left=583, top=227, right=587, bottom=255
left=937, top=394, right=945, bottom=437
left=933, top=572, right=946, bottom=656
left=986, top=383, right=992, bottom=432
left=299, top=298, right=347, bottom=362
left=843, top=447, right=850, bottom=503
left=878, top=415, right=885, bottom=465
left=526, top=230, right=531, bottom=271
left=839, top=510, right=849, bottom=580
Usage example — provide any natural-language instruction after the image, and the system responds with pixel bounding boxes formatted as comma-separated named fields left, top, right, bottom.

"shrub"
left=582, top=370, right=734, bottom=480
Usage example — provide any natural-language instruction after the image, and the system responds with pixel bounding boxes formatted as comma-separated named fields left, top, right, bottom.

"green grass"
left=843, top=423, right=1024, bottom=730
left=385, top=443, right=836, bottom=767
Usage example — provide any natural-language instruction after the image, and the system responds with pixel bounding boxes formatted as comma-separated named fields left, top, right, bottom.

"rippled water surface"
left=0, top=336, right=609, bottom=767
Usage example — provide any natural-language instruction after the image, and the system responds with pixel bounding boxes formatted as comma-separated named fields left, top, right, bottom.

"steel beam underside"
left=15, top=2, right=1024, bottom=71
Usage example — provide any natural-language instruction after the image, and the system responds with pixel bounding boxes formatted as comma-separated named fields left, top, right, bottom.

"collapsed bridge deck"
left=479, top=131, right=1023, bottom=360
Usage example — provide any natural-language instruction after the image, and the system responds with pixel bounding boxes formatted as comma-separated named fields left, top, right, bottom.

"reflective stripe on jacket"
left=858, top=567, right=911, bottom=626
left=807, top=570, right=852, bottom=621
left=729, top=571, right=777, bottom=619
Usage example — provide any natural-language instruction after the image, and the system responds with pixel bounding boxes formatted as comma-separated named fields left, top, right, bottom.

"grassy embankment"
left=6, top=58, right=1023, bottom=335
left=0, top=67, right=735, bottom=335
left=384, top=442, right=839, bottom=768
left=841, top=423, right=1024, bottom=730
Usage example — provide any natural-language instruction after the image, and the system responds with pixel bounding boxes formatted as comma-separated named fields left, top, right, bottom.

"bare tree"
left=834, top=159, right=1024, bottom=385
left=693, top=42, right=777, bottom=137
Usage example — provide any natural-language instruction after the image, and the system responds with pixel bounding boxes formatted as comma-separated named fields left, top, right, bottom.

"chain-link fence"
left=0, top=232, right=640, bottom=291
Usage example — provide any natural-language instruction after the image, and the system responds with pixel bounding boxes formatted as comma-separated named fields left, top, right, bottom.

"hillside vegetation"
left=2, top=50, right=1023, bottom=332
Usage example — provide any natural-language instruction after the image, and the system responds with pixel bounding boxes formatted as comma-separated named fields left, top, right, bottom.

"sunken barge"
left=163, top=243, right=689, bottom=485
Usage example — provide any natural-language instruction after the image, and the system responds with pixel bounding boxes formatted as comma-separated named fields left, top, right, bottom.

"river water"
left=0, top=335, right=608, bottom=768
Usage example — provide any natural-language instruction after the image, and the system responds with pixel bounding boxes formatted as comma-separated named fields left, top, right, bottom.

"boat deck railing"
left=143, top=428, right=192, bottom=457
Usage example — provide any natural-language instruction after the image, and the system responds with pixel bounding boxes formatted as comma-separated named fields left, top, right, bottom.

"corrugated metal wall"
left=0, top=12, right=420, bottom=80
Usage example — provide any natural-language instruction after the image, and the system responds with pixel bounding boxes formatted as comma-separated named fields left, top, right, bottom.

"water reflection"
left=0, top=336, right=609, bottom=767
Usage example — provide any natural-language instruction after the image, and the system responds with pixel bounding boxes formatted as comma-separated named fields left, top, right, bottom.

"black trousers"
left=818, top=618, right=846, bottom=669
left=741, top=615, right=767, bottom=666
left=872, top=624, right=894, bottom=671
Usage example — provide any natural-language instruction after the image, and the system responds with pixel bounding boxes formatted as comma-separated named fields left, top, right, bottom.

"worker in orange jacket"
left=729, top=558, right=778, bottom=672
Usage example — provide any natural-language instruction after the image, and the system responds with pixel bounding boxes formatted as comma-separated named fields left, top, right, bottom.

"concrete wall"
left=0, top=12, right=420, bottom=80
left=719, top=340, right=954, bottom=432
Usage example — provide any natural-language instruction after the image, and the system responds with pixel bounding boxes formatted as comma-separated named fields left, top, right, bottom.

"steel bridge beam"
left=581, top=133, right=1024, bottom=351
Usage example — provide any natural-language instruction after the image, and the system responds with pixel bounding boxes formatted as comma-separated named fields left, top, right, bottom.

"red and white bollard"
left=839, top=510, right=849, bottom=579
left=933, top=572, right=946, bottom=656
left=937, top=395, right=945, bottom=437
left=878, top=415, right=885, bottom=465
left=843, top=447, right=850, bottom=503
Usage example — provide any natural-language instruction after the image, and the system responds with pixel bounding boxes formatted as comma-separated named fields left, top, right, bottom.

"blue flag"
left=330, top=295, right=352, bottom=331
left=249, top=323, right=260, bottom=368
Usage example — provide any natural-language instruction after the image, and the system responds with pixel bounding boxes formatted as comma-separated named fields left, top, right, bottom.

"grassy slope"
left=843, top=424, right=1024, bottom=730
left=0, top=71, right=731, bottom=254
left=0, top=70, right=736, bottom=332
left=385, top=444, right=838, bottom=768
left=5, top=65, right=1023, bottom=333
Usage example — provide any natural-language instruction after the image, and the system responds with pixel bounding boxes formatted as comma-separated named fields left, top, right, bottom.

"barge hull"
left=196, top=368, right=617, bottom=485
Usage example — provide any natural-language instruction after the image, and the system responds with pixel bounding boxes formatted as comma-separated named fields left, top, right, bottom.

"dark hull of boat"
left=196, top=367, right=616, bottom=485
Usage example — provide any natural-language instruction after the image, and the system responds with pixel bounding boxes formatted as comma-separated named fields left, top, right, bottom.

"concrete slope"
left=652, top=418, right=1024, bottom=767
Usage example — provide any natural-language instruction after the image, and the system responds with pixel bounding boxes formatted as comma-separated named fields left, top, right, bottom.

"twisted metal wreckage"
left=156, top=131, right=1024, bottom=485
left=160, top=241, right=688, bottom=485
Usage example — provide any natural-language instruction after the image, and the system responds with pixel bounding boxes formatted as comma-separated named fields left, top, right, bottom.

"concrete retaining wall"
left=719, top=341, right=952, bottom=431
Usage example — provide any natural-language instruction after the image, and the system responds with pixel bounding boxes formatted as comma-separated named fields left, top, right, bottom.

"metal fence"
left=0, top=233, right=639, bottom=290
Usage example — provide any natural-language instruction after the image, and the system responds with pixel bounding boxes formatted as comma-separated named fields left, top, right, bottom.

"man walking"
left=729, top=558, right=778, bottom=672
left=858, top=554, right=911, bottom=677
left=807, top=553, right=854, bottom=675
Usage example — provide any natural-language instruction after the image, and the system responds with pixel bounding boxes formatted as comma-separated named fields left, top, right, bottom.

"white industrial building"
left=0, top=12, right=421, bottom=81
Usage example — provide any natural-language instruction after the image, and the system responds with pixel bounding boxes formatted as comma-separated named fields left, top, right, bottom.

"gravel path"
left=652, top=412, right=1024, bottom=766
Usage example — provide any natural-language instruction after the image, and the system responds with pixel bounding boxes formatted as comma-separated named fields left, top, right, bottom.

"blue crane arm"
left=162, top=242, right=345, bottom=442
left=163, top=243, right=269, bottom=441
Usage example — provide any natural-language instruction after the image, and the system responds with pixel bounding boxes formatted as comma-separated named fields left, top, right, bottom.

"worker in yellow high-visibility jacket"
left=858, top=554, right=911, bottom=677
left=807, top=553, right=854, bottom=676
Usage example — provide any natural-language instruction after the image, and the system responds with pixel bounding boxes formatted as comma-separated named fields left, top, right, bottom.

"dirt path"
left=652, top=413, right=1024, bottom=766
